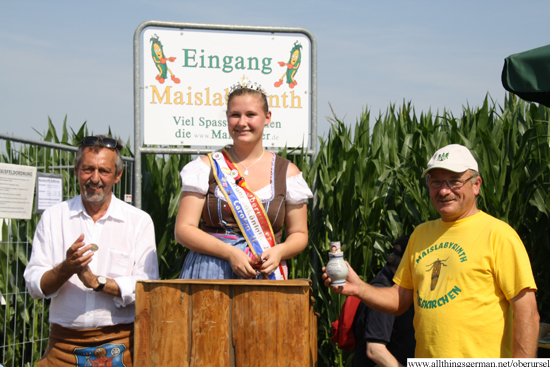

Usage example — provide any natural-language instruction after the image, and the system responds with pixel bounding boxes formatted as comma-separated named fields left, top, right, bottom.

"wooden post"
left=135, top=279, right=317, bottom=366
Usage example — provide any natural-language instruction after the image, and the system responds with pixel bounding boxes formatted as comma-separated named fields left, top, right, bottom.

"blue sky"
left=2, top=1, right=549, bottom=148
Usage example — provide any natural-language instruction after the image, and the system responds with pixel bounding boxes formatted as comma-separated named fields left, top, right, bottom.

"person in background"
left=324, top=144, right=539, bottom=358
left=175, top=76, right=312, bottom=280
left=24, top=135, right=159, bottom=366
left=354, top=235, right=415, bottom=367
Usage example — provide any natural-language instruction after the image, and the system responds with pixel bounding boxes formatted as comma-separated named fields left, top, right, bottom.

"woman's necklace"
left=231, top=147, right=265, bottom=175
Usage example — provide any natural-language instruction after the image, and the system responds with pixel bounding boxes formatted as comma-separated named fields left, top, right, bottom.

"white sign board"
left=0, top=163, right=37, bottom=220
left=35, top=173, right=63, bottom=213
left=141, top=27, right=311, bottom=148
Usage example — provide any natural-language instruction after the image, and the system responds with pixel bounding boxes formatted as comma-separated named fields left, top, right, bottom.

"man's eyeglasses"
left=82, top=136, right=121, bottom=150
left=427, top=176, right=474, bottom=190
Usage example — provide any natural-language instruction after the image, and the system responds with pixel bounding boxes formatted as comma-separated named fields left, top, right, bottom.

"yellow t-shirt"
left=393, top=211, right=536, bottom=358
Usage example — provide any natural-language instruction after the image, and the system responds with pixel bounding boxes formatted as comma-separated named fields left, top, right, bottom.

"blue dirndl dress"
left=178, top=152, right=307, bottom=280
left=179, top=233, right=248, bottom=280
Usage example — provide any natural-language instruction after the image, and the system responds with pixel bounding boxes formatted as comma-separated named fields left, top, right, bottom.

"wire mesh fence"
left=0, top=134, right=134, bottom=366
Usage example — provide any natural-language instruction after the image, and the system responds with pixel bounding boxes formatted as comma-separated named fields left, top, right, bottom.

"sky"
left=2, top=1, right=550, bottom=149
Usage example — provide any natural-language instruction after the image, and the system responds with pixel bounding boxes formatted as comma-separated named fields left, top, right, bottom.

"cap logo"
left=436, top=153, right=449, bottom=162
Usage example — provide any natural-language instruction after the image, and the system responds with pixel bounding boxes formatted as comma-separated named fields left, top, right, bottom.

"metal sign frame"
left=133, top=20, right=317, bottom=209
left=34, top=172, right=63, bottom=214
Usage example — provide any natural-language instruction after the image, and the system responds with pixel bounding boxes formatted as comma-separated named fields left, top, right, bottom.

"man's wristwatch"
left=93, top=276, right=107, bottom=292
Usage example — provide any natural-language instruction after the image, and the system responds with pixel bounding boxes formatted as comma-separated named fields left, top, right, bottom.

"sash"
left=208, top=148, right=286, bottom=280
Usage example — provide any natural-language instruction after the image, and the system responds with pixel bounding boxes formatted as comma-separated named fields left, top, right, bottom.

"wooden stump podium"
left=135, top=279, right=317, bottom=366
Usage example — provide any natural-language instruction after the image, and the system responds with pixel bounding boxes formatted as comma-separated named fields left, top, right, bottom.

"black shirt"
left=353, top=265, right=416, bottom=367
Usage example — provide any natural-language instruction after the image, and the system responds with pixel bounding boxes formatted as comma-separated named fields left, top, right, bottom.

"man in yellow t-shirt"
left=323, top=144, right=539, bottom=358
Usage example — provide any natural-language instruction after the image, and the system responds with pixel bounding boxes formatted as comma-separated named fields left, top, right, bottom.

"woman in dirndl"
left=175, top=76, right=312, bottom=280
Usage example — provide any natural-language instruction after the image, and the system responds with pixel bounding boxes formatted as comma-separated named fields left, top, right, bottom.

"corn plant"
left=141, top=151, right=191, bottom=279
left=308, top=96, right=550, bottom=366
left=3, top=94, right=550, bottom=366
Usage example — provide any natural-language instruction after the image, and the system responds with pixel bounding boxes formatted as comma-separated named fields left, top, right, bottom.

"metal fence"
left=0, top=134, right=134, bottom=366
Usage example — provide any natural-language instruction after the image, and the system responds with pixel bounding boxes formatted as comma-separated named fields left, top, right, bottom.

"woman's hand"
left=257, top=245, right=285, bottom=275
left=228, top=246, right=257, bottom=279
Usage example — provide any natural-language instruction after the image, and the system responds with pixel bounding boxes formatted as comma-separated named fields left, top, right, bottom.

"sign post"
left=133, top=21, right=317, bottom=208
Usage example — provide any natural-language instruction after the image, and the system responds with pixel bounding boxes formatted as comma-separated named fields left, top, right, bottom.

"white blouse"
left=180, top=157, right=313, bottom=205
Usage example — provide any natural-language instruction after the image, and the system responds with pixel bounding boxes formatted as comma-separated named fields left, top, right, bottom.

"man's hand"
left=78, top=265, right=98, bottom=289
left=322, top=261, right=361, bottom=297
left=78, top=266, right=121, bottom=296
left=40, top=234, right=93, bottom=296
left=323, top=262, right=413, bottom=315
left=367, top=342, right=404, bottom=367
left=60, top=234, right=93, bottom=276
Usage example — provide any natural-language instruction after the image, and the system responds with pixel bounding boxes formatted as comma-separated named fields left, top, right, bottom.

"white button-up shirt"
left=24, top=195, right=159, bottom=329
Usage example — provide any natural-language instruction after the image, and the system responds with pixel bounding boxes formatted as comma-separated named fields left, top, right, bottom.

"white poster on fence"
left=141, top=27, right=311, bottom=148
left=0, top=163, right=37, bottom=220
left=35, top=173, right=63, bottom=213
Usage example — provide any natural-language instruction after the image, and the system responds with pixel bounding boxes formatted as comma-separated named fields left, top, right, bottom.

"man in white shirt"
left=24, top=135, right=159, bottom=367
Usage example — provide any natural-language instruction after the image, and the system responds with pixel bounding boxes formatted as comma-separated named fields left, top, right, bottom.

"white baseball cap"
left=422, top=144, right=478, bottom=178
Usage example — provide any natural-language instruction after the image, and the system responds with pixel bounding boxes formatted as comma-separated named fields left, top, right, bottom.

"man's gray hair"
left=468, top=169, right=481, bottom=184
left=74, top=135, right=124, bottom=175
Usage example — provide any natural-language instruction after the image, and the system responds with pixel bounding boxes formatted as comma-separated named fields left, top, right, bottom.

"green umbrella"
left=502, top=44, right=550, bottom=107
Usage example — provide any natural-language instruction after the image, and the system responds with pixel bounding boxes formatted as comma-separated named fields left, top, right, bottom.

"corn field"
left=309, top=95, right=550, bottom=365
left=1, top=94, right=549, bottom=366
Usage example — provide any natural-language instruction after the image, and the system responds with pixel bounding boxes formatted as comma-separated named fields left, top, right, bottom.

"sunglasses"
left=82, top=136, right=121, bottom=150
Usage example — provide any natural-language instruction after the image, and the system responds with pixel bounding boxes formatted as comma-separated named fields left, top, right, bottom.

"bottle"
left=326, top=241, right=348, bottom=286
left=329, top=241, right=341, bottom=255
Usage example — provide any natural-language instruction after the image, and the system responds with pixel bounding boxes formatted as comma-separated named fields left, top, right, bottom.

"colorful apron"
left=37, top=323, right=133, bottom=367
